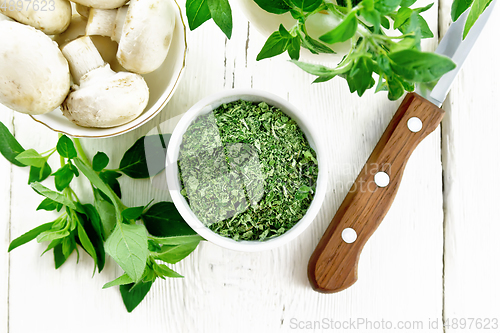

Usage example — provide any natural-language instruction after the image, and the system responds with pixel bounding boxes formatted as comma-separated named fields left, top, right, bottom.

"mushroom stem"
left=61, top=36, right=105, bottom=84
left=86, top=8, right=117, bottom=37
left=86, top=6, right=128, bottom=42
left=113, top=7, right=128, bottom=42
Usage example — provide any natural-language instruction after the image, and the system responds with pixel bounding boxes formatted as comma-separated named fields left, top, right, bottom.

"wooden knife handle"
left=308, top=93, right=445, bottom=293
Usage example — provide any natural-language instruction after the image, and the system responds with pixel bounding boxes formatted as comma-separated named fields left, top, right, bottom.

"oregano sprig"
left=185, top=0, right=489, bottom=100
left=0, top=125, right=202, bottom=313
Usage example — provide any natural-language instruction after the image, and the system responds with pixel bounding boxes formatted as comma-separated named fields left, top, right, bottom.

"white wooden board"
left=440, top=0, right=500, bottom=331
left=0, top=0, right=498, bottom=332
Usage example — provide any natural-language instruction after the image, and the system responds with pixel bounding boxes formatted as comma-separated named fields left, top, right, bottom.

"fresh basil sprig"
left=0, top=123, right=202, bottom=313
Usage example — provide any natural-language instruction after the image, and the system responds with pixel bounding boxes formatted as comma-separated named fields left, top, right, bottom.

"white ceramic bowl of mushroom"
left=0, top=0, right=186, bottom=138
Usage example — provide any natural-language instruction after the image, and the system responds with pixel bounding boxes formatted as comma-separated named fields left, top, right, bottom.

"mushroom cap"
left=0, top=21, right=70, bottom=115
left=117, top=0, right=176, bottom=74
left=71, top=0, right=128, bottom=10
left=62, top=65, right=149, bottom=128
left=0, top=0, right=72, bottom=35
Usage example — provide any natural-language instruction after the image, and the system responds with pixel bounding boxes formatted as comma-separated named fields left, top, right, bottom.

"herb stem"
left=41, top=147, right=57, bottom=156
left=68, top=186, right=81, bottom=204
left=73, top=138, right=91, bottom=166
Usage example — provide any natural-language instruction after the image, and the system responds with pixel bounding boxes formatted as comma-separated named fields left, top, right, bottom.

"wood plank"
left=0, top=105, right=14, bottom=333
left=440, top=1, right=500, bottom=331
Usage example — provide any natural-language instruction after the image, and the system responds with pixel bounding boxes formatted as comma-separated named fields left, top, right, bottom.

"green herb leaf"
left=394, top=7, right=413, bottom=29
left=387, top=76, right=405, bottom=100
left=36, top=198, right=62, bottom=212
left=451, top=0, right=474, bottom=20
left=15, top=149, right=47, bottom=168
left=28, top=162, right=52, bottom=184
left=253, top=0, right=290, bottom=14
left=374, top=0, right=402, bottom=14
left=53, top=164, right=75, bottom=192
left=56, top=135, right=77, bottom=159
left=349, top=56, right=374, bottom=96
left=289, top=0, right=323, bottom=12
left=151, top=234, right=204, bottom=246
left=120, top=281, right=153, bottom=313
left=104, top=223, right=149, bottom=282
left=92, top=152, right=109, bottom=172
left=400, top=0, right=417, bottom=6
left=0, top=121, right=26, bottom=167
left=380, top=15, right=390, bottom=29
left=8, top=222, right=53, bottom=251
left=360, top=8, right=381, bottom=33
left=207, top=0, right=232, bottom=39
left=53, top=243, right=67, bottom=269
left=119, top=135, right=170, bottom=179
left=301, top=34, right=335, bottom=54
left=37, top=227, right=70, bottom=243
left=42, top=239, right=63, bottom=255
left=93, top=189, right=116, bottom=240
left=152, top=263, right=183, bottom=278
left=75, top=158, right=119, bottom=210
left=103, top=274, right=134, bottom=289
left=337, top=0, right=364, bottom=6
left=31, top=182, right=79, bottom=212
left=122, top=206, right=144, bottom=221
left=154, top=241, right=201, bottom=264
left=290, top=60, right=338, bottom=77
left=81, top=204, right=105, bottom=242
left=319, top=11, right=358, bottom=44
left=256, top=28, right=291, bottom=61
left=313, top=75, right=336, bottom=83
left=389, top=50, right=456, bottom=82
left=287, top=35, right=301, bottom=60
left=62, top=235, right=76, bottom=260
left=142, top=202, right=197, bottom=237
left=99, top=170, right=122, bottom=198
left=463, top=0, right=491, bottom=38
left=185, top=0, right=211, bottom=30
left=75, top=213, right=99, bottom=274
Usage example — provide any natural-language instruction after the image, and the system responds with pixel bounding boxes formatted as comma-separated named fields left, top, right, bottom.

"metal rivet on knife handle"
left=407, top=117, right=423, bottom=132
left=341, top=228, right=357, bottom=244
left=374, top=172, right=390, bottom=187
left=308, top=93, right=445, bottom=293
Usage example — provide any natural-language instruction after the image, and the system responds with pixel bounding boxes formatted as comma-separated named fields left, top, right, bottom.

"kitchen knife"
left=308, top=1, right=497, bottom=293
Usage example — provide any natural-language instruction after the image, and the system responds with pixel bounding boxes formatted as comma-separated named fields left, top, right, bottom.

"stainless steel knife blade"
left=417, top=0, right=497, bottom=106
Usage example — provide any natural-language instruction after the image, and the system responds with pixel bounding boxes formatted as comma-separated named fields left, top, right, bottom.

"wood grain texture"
left=0, top=109, right=13, bottom=333
left=440, top=0, right=500, bottom=331
left=0, top=0, right=450, bottom=332
left=309, top=93, right=444, bottom=293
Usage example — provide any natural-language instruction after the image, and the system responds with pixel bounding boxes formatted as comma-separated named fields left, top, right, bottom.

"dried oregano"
left=178, top=100, right=319, bottom=241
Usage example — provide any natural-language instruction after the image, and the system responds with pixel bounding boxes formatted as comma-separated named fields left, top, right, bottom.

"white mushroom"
left=61, top=36, right=149, bottom=128
left=86, top=0, right=176, bottom=74
left=0, top=0, right=72, bottom=35
left=0, top=20, right=70, bottom=115
left=52, top=15, right=127, bottom=73
left=70, top=0, right=127, bottom=10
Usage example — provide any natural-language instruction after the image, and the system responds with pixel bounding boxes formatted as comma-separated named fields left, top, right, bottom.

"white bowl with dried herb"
left=166, top=89, right=327, bottom=251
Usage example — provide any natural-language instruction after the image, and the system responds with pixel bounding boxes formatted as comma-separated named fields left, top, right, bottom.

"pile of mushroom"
left=0, top=0, right=177, bottom=128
